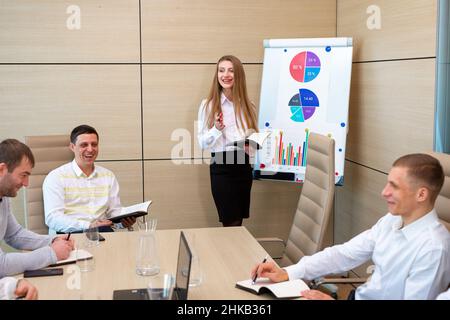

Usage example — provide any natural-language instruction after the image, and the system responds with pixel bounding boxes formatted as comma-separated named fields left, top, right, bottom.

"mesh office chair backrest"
left=24, top=135, right=73, bottom=234
left=280, top=132, right=335, bottom=266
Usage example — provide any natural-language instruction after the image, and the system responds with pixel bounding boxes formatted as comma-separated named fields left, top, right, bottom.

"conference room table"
left=26, top=226, right=274, bottom=300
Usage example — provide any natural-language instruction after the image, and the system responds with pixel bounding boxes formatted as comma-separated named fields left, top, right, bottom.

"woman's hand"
left=214, top=112, right=225, bottom=131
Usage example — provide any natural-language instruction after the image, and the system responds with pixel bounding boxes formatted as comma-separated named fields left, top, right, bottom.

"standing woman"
left=197, top=55, right=258, bottom=227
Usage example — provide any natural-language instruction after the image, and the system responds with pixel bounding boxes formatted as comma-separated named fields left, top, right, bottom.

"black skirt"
left=209, top=150, right=253, bottom=223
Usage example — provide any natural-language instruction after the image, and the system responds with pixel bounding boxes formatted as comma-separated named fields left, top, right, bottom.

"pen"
left=252, top=255, right=269, bottom=284
left=66, top=233, right=71, bottom=241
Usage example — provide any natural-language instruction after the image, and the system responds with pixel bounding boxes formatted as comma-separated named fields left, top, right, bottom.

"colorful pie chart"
left=289, top=89, right=319, bottom=122
left=289, top=51, right=321, bottom=83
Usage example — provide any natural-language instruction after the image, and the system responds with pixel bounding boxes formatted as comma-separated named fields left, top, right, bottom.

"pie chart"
left=289, top=89, right=319, bottom=122
left=289, top=51, right=321, bottom=82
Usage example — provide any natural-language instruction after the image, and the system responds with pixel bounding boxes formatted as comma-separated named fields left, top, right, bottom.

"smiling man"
left=251, top=153, right=450, bottom=300
left=43, top=125, right=135, bottom=234
left=0, top=139, right=73, bottom=280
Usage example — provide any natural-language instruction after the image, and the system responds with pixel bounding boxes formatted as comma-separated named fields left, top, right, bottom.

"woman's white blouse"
left=197, top=94, right=248, bottom=152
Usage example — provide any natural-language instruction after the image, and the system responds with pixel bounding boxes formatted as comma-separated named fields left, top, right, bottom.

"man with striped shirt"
left=43, top=125, right=135, bottom=234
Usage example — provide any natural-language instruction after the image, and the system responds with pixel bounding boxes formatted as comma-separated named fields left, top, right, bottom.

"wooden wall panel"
left=247, top=180, right=301, bottom=240
left=337, top=0, right=437, bottom=62
left=0, top=0, right=338, bottom=242
left=142, top=65, right=262, bottom=159
left=346, top=59, right=435, bottom=173
left=144, top=161, right=219, bottom=229
left=0, top=0, right=140, bottom=63
left=97, top=161, right=143, bottom=207
left=141, top=0, right=336, bottom=63
left=335, top=161, right=387, bottom=243
left=144, top=160, right=301, bottom=239
left=335, top=160, right=387, bottom=276
left=0, top=65, right=142, bottom=160
left=335, top=0, right=437, bottom=278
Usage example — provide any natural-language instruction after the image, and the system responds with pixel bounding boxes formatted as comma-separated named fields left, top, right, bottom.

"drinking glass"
left=147, top=273, right=175, bottom=300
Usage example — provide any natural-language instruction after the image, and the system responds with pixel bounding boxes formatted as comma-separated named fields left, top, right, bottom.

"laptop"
left=113, top=231, right=193, bottom=300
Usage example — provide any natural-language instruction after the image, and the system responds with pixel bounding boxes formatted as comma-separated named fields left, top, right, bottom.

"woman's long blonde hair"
left=204, top=55, right=257, bottom=133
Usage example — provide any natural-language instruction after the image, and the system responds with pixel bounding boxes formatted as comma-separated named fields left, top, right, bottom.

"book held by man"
left=235, top=278, right=309, bottom=299
left=226, top=131, right=271, bottom=150
left=109, top=200, right=152, bottom=223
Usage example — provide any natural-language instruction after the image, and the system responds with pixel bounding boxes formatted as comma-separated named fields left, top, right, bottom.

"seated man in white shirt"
left=252, top=153, right=450, bottom=300
left=0, top=277, right=38, bottom=300
left=43, top=125, right=136, bottom=234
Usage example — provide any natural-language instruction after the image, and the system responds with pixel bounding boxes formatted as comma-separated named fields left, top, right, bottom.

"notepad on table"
left=49, top=249, right=93, bottom=267
left=235, top=278, right=309, bottom=299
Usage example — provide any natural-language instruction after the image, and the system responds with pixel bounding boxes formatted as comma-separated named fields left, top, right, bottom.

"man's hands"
left=250, top=261, right=289, bottom=283
left=121, top=216, right=136, bottom=229
left=90, top=217, right=136, bottom=230
left=51, top=236, right=74, bottom=260
left=301, top=289, right=335, bottom=300
left=250, top=261, right=335, bottom=300
left=90, top=219, right=113, bottom=228
left=15, top=279, right=38, bottom=300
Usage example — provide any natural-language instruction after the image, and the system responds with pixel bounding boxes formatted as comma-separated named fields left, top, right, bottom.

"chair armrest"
left=309, top=277, right=367, bottom=300
left=310, top=276, right=367, bottom=289
left=320, top=277, right=367, bottom=284
left=256, top=237, right=286, bottom=259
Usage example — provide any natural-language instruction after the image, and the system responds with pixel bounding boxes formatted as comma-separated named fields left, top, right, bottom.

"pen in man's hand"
left=66, top=233, right=71, bottom=241
left=252, top=255, right=269, bottom=284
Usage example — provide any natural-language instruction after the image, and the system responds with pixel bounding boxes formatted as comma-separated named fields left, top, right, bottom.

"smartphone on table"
left=24, top=268, right=64, bottom=278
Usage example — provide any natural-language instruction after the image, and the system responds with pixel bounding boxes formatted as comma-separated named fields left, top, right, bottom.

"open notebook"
left=236, top=278, right=309, bottom=299
left=49, top=249, right=93, bottom=267
left=226, top=132, right=271, bottom=150
left=109, top=200, right=152, bottom=223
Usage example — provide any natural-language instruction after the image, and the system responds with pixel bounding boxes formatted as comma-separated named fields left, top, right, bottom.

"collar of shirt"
left=392, top=209, right=439, bottom=241
left=71, top=159, right=97, bottom=179
left=220, top=92, right=231, bottom=105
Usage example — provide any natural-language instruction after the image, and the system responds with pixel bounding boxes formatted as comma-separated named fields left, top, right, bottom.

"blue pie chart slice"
left=299, top=89, right=319, bottom=107
left=290, top=107, right=305, bottom=122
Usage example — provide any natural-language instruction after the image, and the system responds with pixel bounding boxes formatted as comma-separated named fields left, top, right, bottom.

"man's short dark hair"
left=393, top=153, right=444, bottom=203
left=0, top=139, right=35, bottom=172
left=70, top=125, right=99, bottom=144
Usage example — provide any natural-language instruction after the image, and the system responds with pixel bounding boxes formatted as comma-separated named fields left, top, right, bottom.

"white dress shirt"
left=43, top=160, right=122, bottom=233
left=0, top=277, right=17, bottom=300
left=437, top=288, right=450, bottom=300
left=197, top=93, right=249, bottom=152
left=285, top=210, right=450, bottom=300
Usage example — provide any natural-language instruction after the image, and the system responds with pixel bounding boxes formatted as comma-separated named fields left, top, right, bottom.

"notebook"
left=226, top=131, right=271, bottom=150
left=109, top=200, right=152, bottom=223
left=49, top=249, right=93, bottom=267
left=113, top=231, right=193, bottom=300
left=235, top=278, right=309, bottom=299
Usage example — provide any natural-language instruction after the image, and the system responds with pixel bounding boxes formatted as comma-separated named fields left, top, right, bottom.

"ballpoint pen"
left=66, top=233, right=71, bottom=241
left=252, top=255, right=269, bottom=284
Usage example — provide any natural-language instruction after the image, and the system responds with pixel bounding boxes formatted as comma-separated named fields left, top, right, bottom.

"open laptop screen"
left=172, top=231, right=192, bottom=300
left=112, top=230, right=193, bottom=300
